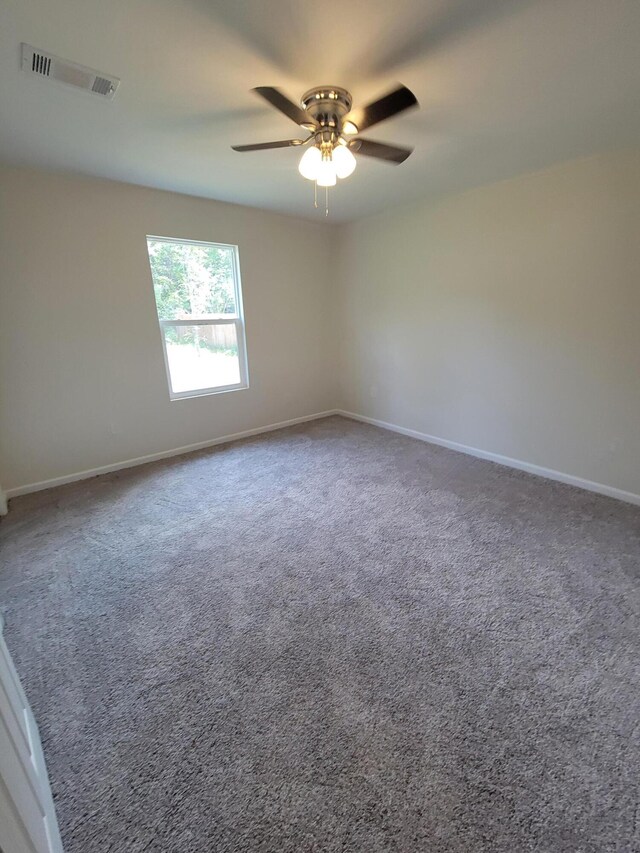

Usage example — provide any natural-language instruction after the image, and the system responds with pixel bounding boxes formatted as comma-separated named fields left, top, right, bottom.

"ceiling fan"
left=231, top=84, right=418, bottom=209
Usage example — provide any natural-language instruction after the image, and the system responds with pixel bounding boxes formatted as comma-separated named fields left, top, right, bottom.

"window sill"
left=169, top=383, right=249, bottom=402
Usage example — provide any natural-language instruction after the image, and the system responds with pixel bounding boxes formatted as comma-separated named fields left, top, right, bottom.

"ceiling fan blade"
left=349, top=138, right=413, bottom=163
left=231, top=139, right=305, bottom=152
left=347, top=85, right=418, bottom=133
left=252, top=86, right=313, bottom=128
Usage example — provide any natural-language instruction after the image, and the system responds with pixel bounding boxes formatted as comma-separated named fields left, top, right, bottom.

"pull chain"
left=312, top=183, right=329, bottom=217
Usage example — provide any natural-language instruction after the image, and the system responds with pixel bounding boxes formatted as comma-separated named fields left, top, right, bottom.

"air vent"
left=21, top=44, right=120, bottom=100
left=92, top=76, right=114, bottom=96
left=31, top=52, right=52, bottom=77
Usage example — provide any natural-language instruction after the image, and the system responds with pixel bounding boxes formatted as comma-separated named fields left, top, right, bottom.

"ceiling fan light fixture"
left=333, top=144, right=357, bottom=179
left=233, top=84, right=417, bottom=209
left=316, top=156, right=337, bottom=187
left=298, top=145, right=321, bottom=180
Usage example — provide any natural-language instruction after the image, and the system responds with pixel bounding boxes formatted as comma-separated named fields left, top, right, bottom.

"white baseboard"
left=5, top=410, right=339, bottom=500
left=337, top=409, right=640, bottom=507
left=5, top=408, right=639, bottom=509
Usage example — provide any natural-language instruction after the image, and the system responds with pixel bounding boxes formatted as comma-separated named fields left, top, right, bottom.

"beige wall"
left=337, top=150, right=640, bottom=496
left=2, top=151, right=639, bottom=498
left=0, top=167, right=337, bottom=491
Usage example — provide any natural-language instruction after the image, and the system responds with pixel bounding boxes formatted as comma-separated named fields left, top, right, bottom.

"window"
left=146, top=236, right=248, bottom=400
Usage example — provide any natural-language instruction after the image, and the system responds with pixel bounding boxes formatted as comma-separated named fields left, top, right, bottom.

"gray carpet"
left=1, top=416, right=639, bottom=853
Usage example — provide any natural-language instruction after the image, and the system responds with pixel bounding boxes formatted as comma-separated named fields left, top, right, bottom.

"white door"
left=0, top=618, right=64, bottom=852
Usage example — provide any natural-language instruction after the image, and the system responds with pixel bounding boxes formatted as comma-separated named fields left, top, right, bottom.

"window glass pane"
left=164, top=324, right=240, bottom=393
left=147, top=239, right=237, bottom=320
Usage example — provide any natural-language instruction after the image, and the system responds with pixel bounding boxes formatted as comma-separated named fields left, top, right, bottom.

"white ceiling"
left=2, top=0, right=640, bottom=222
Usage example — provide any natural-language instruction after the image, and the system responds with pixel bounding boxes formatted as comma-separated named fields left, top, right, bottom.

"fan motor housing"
left=301, top=86, right=352, bottom=131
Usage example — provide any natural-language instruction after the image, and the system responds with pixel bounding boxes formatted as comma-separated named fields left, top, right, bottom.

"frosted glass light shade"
left=298, top=146, right=321, bottom=180
left=316, top=158, right=337, bottom=187
left=333, top=145, right=357, bottom=179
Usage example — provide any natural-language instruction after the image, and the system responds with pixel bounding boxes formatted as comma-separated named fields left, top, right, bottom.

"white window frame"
left=147, top=235, right=249, bottom=401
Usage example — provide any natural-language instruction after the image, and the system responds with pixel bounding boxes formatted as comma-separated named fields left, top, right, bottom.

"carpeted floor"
left=0, top=415, right=639, bottom=852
